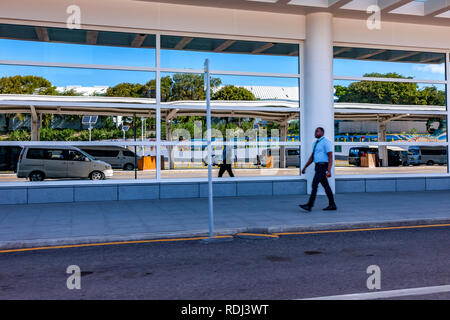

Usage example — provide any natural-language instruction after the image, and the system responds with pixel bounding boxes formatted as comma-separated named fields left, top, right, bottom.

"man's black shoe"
left=299, top=204, right=312, bottom=212
left=323, top=205, right=337, bottom=211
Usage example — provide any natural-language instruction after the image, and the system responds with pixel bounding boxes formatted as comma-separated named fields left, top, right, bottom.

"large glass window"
left=0, top=23, right=302, bottom=183
left=160, top=108, right=300, bottom=179
left=0, top=24, right=158, bottom=183
left=334, top=46, right=449, bottom=176
left=161, top=35, right=299, bottom=74
left=334, top=47, right=445, bottom=81
left=158, top=36, right=301, bottom=180
left=335, top=144, right=447, bottom=176
left=335, top=114, right=447, bottom=142
left=334, top=79, right=446, bottom=107
left=0, top=24, right=156, bottom=67
left=0, top=65, right=156, bottom=97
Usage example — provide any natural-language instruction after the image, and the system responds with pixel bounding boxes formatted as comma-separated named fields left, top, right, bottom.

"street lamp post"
left=204, top=59, right=214, bottom=239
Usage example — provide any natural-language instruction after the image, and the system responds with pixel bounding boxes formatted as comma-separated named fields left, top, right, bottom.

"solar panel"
left=82, top=115, right=98, bottom=125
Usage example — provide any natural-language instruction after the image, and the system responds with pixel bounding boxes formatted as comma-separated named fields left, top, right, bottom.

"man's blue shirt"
left=313, top=137, right=332, bottom=163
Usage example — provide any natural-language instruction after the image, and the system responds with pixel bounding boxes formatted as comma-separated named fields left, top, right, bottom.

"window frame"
left=0, top=27, right=303, bottom=184
left=333, top=42, right=450, bottom=178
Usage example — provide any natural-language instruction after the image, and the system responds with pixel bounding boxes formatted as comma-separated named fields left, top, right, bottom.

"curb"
left=1, top=218, right=450, bottom=251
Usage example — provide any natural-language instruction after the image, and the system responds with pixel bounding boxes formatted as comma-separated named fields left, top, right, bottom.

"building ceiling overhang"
left=136, top=0, right=450, bottom=26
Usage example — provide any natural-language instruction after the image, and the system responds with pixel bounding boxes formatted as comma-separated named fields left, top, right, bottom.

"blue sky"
left=0, top=38, right=445, bottom=88
left=334, top=58, right=445, bottom=80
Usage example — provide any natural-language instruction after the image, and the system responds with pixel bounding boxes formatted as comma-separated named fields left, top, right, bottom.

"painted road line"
left=236, top=233, right=279, bottom=238
left=301, top=285, right=450, bottom=300
left=0, top=235, right=234, bottom=254
left=274, top=223, right=450, bottom=236
left=1, top=223, right=449, bottom=254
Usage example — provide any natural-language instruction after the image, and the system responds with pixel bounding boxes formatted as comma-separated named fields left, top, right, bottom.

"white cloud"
left=413, top=64, right=445, bottom=75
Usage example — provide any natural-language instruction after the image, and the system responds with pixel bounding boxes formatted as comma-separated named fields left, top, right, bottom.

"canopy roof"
left=0, top=94, right=445, bottom=122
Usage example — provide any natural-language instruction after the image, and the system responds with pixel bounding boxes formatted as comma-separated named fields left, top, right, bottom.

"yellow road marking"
left=0, top=235, right=233, bottom=254
left=274, top=223, right=450, bottom=236
left=236, top=233, right=279, bottom=238
left=0, top=223, right=448, bottom=254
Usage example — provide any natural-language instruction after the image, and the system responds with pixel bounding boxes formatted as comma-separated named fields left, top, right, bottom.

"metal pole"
left=156, top=33, right=162, bottom=181
left=446, top=53, right=450, bottom=174
left=141, top=117, right=145, bottom=156
left=205, top=59, right=214, bottom=239
left=134, top=113, right=137, bottom=180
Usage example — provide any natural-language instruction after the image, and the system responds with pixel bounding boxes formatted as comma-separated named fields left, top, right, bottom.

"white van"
left=258, top=147, right=300, bottom=167
left=17, top=146, right=113, bottom=181
left=408, top=146, right=448, bottom=165
left=80, top=146, right=139, bottom=170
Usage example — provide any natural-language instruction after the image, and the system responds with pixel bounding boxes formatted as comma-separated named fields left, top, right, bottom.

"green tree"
left=0, top=75, right=58, bottom=133
left=335, top=72, right=445, bottom=106
left=0, top=75, right=57, bottom=95
left=104, top=74, right=221, bottom=102
left=213, top=85, right=255, bottom=101
left=106, top=82, right=147, bottom=98
left=145, top=76, right=173, bottom=102
left=334, top=85, right=348, bottom=100
left=170, top=73, right=221, bottom=101
left=417, top=86, right=446, bottom=106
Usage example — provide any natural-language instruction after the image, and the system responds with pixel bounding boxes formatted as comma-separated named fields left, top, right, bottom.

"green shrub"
left=40, top=128, right=77, bottom=141
left=8, top=130, right=30, bottom=141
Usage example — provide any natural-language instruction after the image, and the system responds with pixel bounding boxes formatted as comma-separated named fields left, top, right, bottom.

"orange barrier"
left=138, top=156, right=165, bottom=170
left=266, top=155, right=274, bottom=168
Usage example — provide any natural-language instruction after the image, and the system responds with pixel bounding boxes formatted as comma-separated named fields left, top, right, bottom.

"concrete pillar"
left=280, top=123, right=287, bottom=168
left=378, top=120, right=388, bottom=167
left=303, top=12, right=335, bottom=194
left=166, top=120, right=175, bottom=169
left=30, top=112, right=41, bottom=141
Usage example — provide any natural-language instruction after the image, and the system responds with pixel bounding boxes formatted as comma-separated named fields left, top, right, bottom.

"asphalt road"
left=0, top=226, right=449, bottom=300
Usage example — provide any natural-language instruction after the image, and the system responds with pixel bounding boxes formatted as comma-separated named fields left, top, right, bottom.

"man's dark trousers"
left=307, top=162, right=335, bottom=207
left=218, top=164, right=234, bottom=177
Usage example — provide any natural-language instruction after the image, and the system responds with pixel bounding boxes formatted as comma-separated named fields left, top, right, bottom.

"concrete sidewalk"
left=0, top=191, right=449, bottom=249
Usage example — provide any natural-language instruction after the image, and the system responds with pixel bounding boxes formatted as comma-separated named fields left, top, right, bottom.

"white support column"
left=156, top=33, right=162, bottom=180
left=378, top=119, right=388, bottom=167
left=304, top=12, right=335, bottom=194
left=30, top=105, right=41, bottom=141
left=167, top=121, right=175, bottom=170
left=446, top=52, right=450, bottom=174
left=280, top=122, right=287, bottom=169
left=299, top=42, right=305, bottom=175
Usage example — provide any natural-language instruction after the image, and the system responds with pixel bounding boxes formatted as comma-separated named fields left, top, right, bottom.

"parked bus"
left=0, top=145, right=22, bottom=172
left=348, top=146, right=406, bottom=167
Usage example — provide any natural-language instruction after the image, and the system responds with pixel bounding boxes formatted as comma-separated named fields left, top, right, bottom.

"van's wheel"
left=426, top=160, right=434, bottom=166
left=29, top=171, right=44, bottom=181
left=123, top=163, right=134, bottom=171
left=90, top=171, right=105, bottom=180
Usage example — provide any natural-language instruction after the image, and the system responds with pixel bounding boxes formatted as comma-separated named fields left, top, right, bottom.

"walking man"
left=300, top=127, right=337, bottom=212
left=218, top=139, right=235, bottom=178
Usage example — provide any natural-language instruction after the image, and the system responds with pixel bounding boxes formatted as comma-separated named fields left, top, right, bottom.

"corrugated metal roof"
left=241, top=86, right=299, bottom=101
left=57, top=85, right=300, bottom=101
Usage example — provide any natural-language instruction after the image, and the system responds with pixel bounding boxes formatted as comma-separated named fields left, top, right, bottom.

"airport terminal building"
left=1, top=0, right=450, bottom=204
